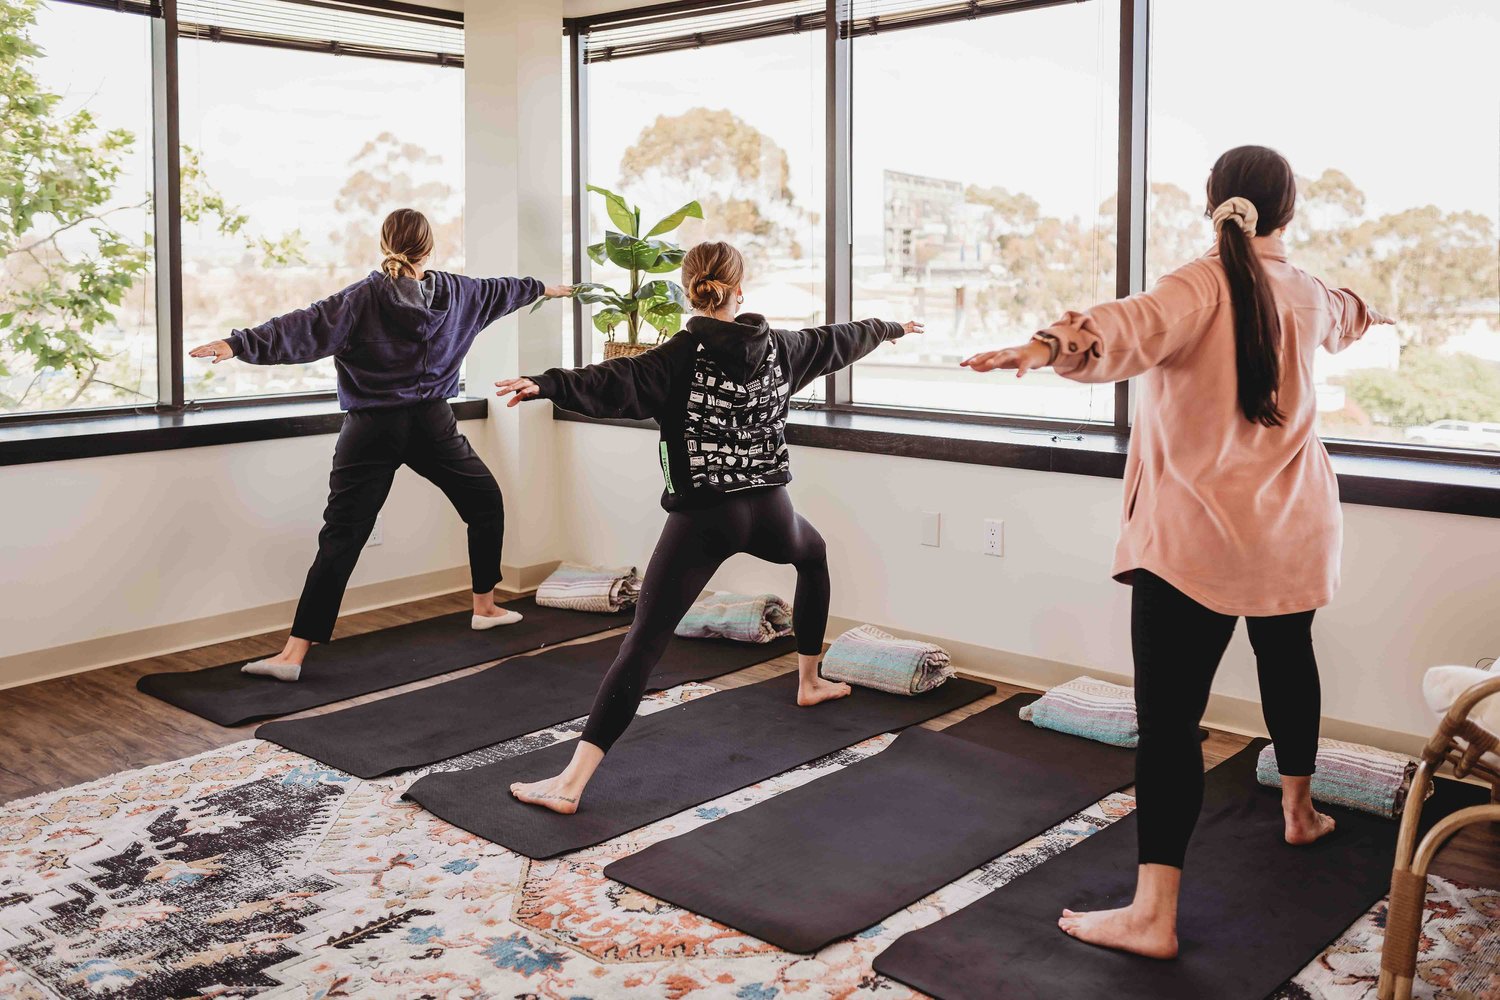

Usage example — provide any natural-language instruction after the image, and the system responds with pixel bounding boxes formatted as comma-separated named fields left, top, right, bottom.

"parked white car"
left=1403, top=420, right=1500, bottom=450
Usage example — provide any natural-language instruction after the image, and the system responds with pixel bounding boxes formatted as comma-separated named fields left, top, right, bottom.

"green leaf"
left=593, top=309, right=627, bottom=335
left=586, top=241, right=607, bottom=266
left=644, top=245, right=687, bottom=273
left=635, top=280, right=688, bottom=310
left=643, top=300, right=684, bottom=336
left=604, top=231, right=666, bottom=272
left=588, top=185, right=637, bottom=237
left=571, top=281, right=621, bottom=306
left=645, top=200, right=703, bottom=238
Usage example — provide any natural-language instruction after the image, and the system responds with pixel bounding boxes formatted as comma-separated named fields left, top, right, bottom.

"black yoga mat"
left=256, top=634, right=801, bottom=778
left=137, top=598, right=633, bottom=727
left=873, top=738, right=1490, bottom=1000
left=404, top=672, right=992, bottom=859
left=605, top=693, right=1137, bottom=953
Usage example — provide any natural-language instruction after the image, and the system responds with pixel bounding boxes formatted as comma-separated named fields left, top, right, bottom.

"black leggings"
left=1132, top=570, right=1321, bottom=869
left=291, top=401, right=504, bottom=643
left=580, top=486, right=830, bottom=752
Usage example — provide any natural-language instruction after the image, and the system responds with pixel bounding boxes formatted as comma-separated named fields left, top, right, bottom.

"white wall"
left=4, top=0, right=1493, bottom=752
left=0, top=0, right=572, bottom=680
left=0, top=432, right=474, bottom=662
left=552, top=420, right=1500, bottom=742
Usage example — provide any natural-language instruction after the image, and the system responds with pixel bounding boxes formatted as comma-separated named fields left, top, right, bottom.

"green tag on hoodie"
left=660, top=441, right=676, bottom=493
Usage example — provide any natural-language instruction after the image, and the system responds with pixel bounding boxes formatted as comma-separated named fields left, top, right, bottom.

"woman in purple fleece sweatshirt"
left=189, top=209, right=571, bottom=682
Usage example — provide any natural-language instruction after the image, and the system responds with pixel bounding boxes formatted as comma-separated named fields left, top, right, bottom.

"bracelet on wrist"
left=1031, top=332, right=1061, bottom=366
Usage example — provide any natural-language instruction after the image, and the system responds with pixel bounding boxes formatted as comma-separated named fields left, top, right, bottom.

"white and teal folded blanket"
left=820, top=624, right=953, bottom=696
left=674, top=592, right=792, bottom=643
left=534, top=562, right=642, bottom=613
left=1256, top=739, right=1422, bottom=819
left=1019, top=676, right=1138, bottom=748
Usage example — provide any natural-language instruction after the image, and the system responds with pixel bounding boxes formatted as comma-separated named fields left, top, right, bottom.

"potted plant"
left=576, top=186, right=702, bottom=360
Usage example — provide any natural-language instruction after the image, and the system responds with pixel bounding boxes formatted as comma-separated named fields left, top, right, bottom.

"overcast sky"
left=30, top=0, right=1500, bottom=265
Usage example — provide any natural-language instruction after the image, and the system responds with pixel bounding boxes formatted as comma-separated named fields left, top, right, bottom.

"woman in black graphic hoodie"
left=189, top=209, right=571, bottom=682
left=495, top=240, right=921, bottom=814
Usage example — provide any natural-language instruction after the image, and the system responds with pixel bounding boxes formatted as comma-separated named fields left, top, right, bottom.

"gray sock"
left=242, top=658, right=302, bottom=682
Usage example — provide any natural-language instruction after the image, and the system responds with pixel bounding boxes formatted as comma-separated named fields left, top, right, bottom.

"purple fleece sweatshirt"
left=225, top=270, right=543, bottom=410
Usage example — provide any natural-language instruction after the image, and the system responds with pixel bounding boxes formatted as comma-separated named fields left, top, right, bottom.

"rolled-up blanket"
left=674, top=592, right=792, bottom=643
left=534, top=562, right=642, bottom=613
left=1255, top=739, right=1424, bottom=819
left=820, top=624, right=953, bottom=695
left=1019, top=676, right=1138, bottom=748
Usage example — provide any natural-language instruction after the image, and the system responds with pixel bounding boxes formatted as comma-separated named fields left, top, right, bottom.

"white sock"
left=242, top=658, right=302, bottom=682
left=472, top=608, right=524, bottom=630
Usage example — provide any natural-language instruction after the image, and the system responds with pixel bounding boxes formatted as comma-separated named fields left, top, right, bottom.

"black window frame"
left=0, top=0, right=465, bottom=433
left=562, top=0, right=1500, bottom=513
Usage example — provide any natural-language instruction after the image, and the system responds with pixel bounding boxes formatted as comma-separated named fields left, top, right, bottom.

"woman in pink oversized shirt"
left=963, top=145, right=1392, bottom=959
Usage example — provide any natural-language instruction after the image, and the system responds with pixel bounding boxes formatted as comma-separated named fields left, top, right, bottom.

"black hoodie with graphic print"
left=527, top=313, right=905, bottom=511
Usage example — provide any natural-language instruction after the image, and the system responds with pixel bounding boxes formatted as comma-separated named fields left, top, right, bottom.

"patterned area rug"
left=2, top=683, right=1497, bottom=999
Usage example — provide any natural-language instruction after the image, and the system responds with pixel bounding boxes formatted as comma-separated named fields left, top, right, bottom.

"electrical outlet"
left=983, top=518, right=1003, bottom=556
left=920, top=511, right=941, bottom=547
left=367, top=515, right=383, bottom=547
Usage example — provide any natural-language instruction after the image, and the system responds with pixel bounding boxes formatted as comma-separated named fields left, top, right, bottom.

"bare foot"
left=1284, top=807, right=1336, bottom=845
left=1058, top=905, right=1180, bottom=959
left=510, top=776, right=581, bottom=815
left=797, top=677, right=853, bottom=707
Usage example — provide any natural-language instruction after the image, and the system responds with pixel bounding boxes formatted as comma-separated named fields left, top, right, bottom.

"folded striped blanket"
left=674, top=592, right=792, bottom=643
left=534, top=562, right=642, bottom=613
left=820, top=624, right=953, bottom=696
left=1256, top=739, right=1424, bottom=819
left=1019, top=676, right=1138, bottom=748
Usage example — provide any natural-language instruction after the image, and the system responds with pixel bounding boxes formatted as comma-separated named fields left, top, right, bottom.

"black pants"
left=291, top=401, right=504, bottom=643
left=1132, top=570, right=1321, bottom=868
left=580, top=486, right=830, bottom=752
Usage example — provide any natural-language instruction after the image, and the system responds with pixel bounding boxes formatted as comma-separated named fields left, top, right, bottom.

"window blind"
left=846, top=0, right=1085, bottom=36
left=177, top=0, right=463, bottom=66
left=574, top=0, right=1085, bottom=62
left=578, top=0, right=825, bottom=63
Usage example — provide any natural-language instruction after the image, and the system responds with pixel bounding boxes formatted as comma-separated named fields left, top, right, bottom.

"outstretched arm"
left=780, top=318, right=921, bottom=394
left=193, top=286, right=364, bottom=367
left=465, top=276, right=568, bottom=331
left=1321, top=282, right=1394, bottom=354
left=496, top=344, right=681, bottom=420
left=962, top=264, right=1218, bottom=384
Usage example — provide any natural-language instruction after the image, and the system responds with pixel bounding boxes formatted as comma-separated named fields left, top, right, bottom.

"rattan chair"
left=1379, top=673, right=1500, bottom=1000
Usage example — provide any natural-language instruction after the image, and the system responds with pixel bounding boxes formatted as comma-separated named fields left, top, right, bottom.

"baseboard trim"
left=0, top=561, right=559, bottom=692
left=825, top=615, right=1431, bottom=758
left=499, top=559, right=561, bottom=595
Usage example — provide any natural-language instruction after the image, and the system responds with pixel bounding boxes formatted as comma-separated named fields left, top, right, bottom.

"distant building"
left=884, top=171, right=977, bottom=279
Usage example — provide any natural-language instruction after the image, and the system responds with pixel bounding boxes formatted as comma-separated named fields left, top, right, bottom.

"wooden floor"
left=2, top=589, right=1494, bottom=887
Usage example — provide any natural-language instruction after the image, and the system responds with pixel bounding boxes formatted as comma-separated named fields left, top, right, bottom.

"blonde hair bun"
left=681, top=241, right=746, bottom=312
left=379, top=208, right=434, bottom=281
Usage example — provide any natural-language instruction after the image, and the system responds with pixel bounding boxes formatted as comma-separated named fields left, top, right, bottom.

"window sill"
left=0, top=396, right=489, bottom=467
left=551, top=406, right=1500, bottom=519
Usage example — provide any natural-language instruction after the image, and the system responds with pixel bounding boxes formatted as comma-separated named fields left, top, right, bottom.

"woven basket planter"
left=603, top=340, right=656, bottom=361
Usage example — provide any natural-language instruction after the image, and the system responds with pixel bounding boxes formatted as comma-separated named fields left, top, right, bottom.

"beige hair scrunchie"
left=1211, top=196, right=1259, bottom=238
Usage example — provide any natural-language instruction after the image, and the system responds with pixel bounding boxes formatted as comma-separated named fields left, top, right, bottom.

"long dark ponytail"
left=1206, top=146, right=1296, bottom=428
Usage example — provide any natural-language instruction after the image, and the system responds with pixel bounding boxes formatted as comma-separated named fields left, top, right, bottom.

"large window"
left=1, top=0, right=464, bottom=417
left=1148, top=0, right=1499, bottom=451
left=1, top=1, right=156, bottom=415
left=582, top=27, right=825, bottom=372
left=851, top=0, right=1119, bottom=421
left=570, top=0, right=1500, bottom=470
left=178, top=40, right=464, bottom=401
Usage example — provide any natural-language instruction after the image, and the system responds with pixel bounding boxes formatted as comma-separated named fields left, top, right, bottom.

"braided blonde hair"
left=379, top=208, right=434, bottom=281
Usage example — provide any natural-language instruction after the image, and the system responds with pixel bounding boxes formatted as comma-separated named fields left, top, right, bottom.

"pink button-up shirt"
left=1047, top=235, right=1376, bottom=617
